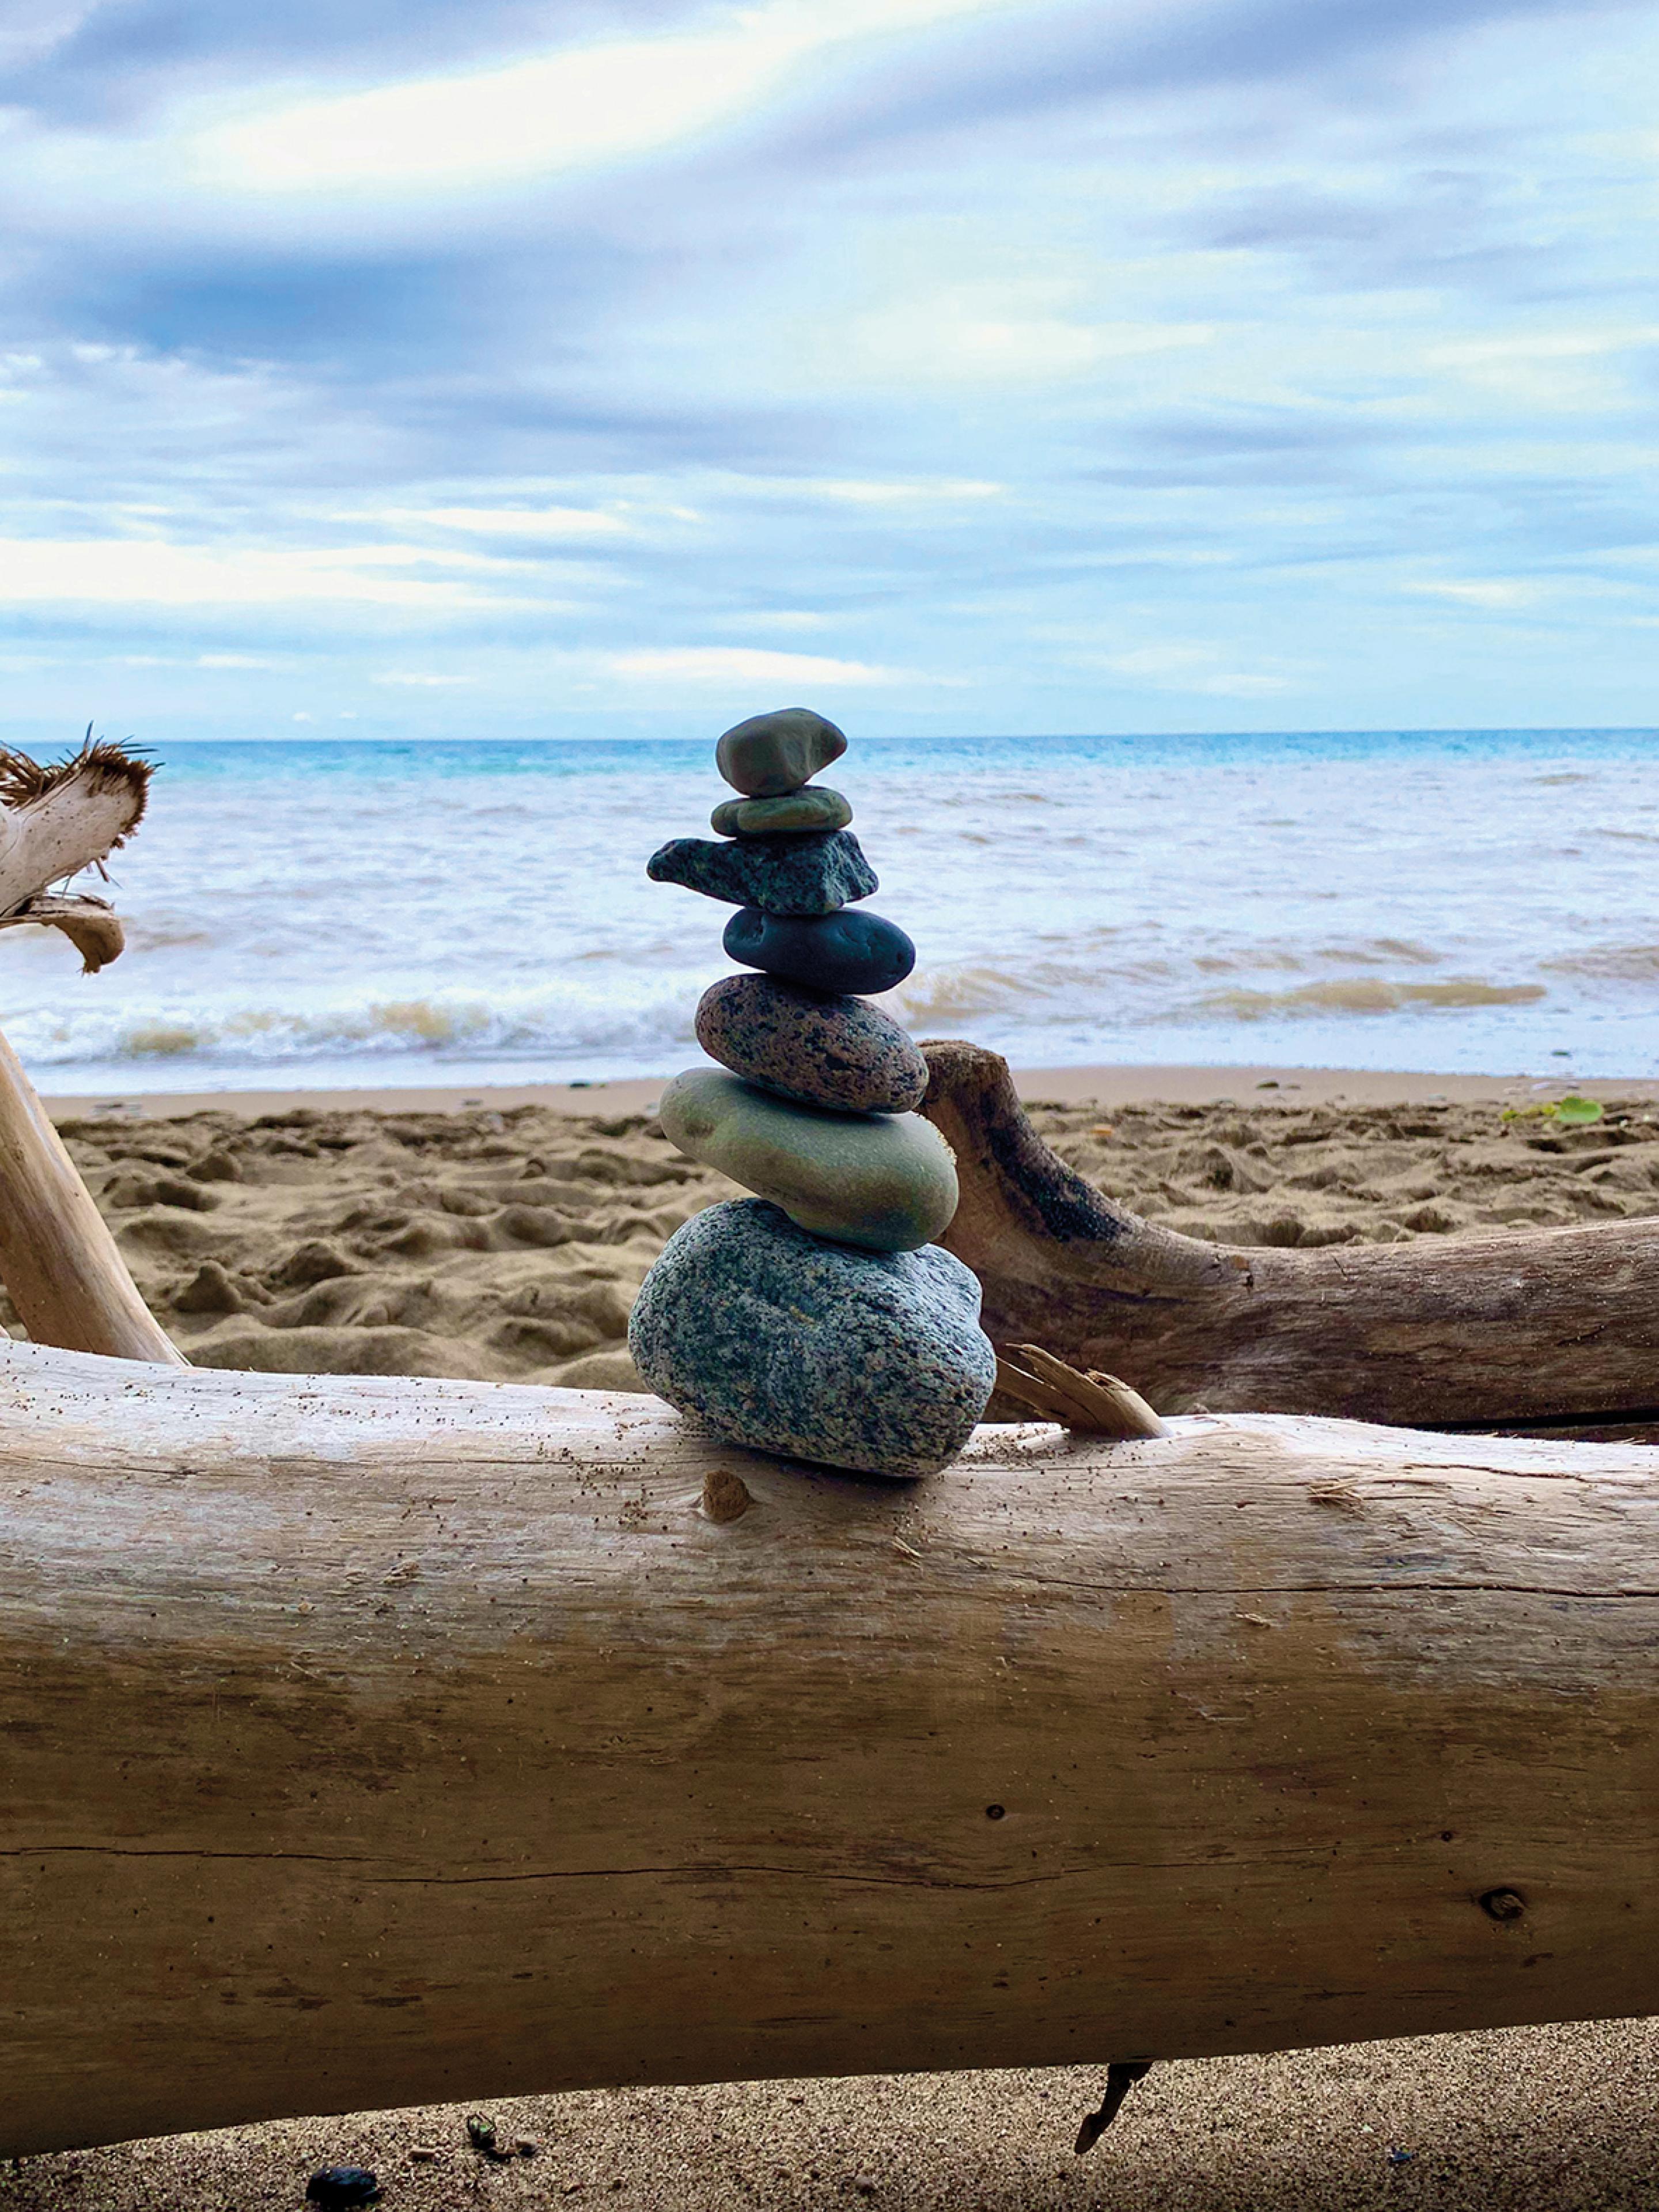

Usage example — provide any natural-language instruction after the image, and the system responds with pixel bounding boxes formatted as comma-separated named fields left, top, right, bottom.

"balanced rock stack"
left=627, top=707, right=997, bottom=1479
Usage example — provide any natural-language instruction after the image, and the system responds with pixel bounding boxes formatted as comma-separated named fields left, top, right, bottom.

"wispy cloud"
left=605, top=646, right=912, bottom=687
left=1088, top=645, right=1298, bottom=697
left=0, top=536, right=536, bottom=608
left=1409, top=580, right=1544, bottom=610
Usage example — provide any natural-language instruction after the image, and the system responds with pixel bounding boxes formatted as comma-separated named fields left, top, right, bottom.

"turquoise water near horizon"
left=8, top=726, right=1658, bottom=1094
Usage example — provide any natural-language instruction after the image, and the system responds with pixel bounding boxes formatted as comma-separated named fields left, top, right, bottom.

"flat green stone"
left=715, top=707, right=847, bottom=798
left=658, top=1068, right=957, bottom=1253
left=710, top=786, right=852, bottom=837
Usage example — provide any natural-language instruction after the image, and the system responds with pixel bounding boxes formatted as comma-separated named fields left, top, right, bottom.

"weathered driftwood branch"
left=921, top=1039, right=1659, bottom=1431
left=0, top=736, right=181, bottom=1364
left=0, top=1025, right=183, bottom=1363
left=994, top=1343, right=1167, bottom=1437
left=0, top=734, right=150, bottom=972
left=3, top=1337, right=1657, bottom=2155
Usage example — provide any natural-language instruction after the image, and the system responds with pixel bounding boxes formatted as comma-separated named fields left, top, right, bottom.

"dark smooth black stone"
left=722, top=906, right=916, bottom=995
left=306, top=2169, right=381, bottom=2207
left=647, top=829, right=875, bottom=916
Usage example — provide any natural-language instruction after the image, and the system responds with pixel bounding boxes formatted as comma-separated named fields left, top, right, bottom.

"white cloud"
left=1092, top=646, right=1296, bottom=698
left=1425, top=328, right=1659, bottom=413
left=715, top=610, right=831, bottom=630
left=849, top=285, right=1214, bottom=388
left=349, top=504, right=637, bottom=540
left=372, top=671, right=473, bottom=687
left=1409, top=580, right=1544, bottom=610
left=0, top=537, right=535, bottom=609
left=187, top=0, right=1029, bottom=199
left=805, top=479, right=1005, bottom=506
left=606, top=646, right=908, bottom=686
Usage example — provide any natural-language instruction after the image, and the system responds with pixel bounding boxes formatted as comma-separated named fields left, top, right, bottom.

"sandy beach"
left=9, top=1060, right=1658, bottom=2212
left=29, top=1060, right=1659, bottom=1394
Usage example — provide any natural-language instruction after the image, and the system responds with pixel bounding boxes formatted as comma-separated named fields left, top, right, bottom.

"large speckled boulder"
left=647, top=830, right=876, bottom=916
left=628, top=1198, right=995, bottom=1478
left=696, top=973, right=927, bottom=1116
left=710, top=786, right=851, bottom=838
left=658, top=1067, right=956, bottom=1251
left=715, top=707, right=847, bottom=798
left=723, top=906, right=916, bottom=994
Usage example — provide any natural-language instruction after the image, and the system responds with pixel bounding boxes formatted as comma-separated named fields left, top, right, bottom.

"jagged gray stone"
left=647, top=830, right=876, bottom=916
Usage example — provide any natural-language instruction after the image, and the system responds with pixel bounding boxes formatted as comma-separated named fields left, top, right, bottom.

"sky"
left=0, top=0, right=1656, bottom=743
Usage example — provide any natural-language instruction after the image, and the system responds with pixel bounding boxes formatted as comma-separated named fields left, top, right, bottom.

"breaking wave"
left=1193, top=978, right=1548, bottom=1020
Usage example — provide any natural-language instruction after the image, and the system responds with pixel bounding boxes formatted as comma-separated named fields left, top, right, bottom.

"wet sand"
left=10, top=1061, right=1658, bottom=2210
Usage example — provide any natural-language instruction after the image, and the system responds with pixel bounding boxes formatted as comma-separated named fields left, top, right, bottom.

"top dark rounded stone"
left=715, top=707, right=848, bottom=798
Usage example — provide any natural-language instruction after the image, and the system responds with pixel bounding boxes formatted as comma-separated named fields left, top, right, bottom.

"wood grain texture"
left=921, top=1038, right=1659, bottom=1428
left=2, top=1338, right=1657, bottom=2154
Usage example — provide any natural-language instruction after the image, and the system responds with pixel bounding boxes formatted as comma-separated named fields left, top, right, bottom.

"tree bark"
left=2, top=1337, right=1657, bottom=2155
left=921, top=1039, right=1659, bottom=1431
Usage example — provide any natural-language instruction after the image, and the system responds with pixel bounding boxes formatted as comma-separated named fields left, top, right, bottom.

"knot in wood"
left=700, top=1466, right=753, bottom=1524
left=1479, top=1888, right=1527, bottom=1922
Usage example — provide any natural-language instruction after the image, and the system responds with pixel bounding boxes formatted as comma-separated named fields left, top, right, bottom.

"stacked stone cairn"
left=627, top=707, right=997, bottom=1479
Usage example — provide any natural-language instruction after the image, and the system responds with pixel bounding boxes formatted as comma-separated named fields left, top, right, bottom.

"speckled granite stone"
left=696, top=973, right=927, bottom=1115
left=722, top=906, right=916, bottom=993
left=658, top=1067, right=956, bottom=1251
left=628, top=1197, right=995, bottom=1478
left=710, top=786, right=852, bottom=838
left=715, top=707, right=848, bottom=798
left=647, top=830, right=876, bottom=916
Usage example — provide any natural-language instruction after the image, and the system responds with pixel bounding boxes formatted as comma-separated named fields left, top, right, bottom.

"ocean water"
left=6, top=728, right=1658, bottom=1095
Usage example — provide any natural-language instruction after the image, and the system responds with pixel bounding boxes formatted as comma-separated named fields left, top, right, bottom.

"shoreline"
left=40, top=1060, right=1659, bottom=1121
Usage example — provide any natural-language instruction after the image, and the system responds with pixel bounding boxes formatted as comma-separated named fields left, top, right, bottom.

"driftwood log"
left=921, top=1039, right=1659, bottom=1433
left=3, top=1335, right=1657, bottom=2156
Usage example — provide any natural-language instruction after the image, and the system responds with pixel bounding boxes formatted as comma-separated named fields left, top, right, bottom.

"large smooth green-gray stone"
left=715, top=708, right=848, bottom=798
left=647, top=830, right=875, bottom=916
left=710, top=786, right=852, bottom=838
left=658, top=1067, right=957, bottom=1251
left=628, top=1197, right=995, bottom=1478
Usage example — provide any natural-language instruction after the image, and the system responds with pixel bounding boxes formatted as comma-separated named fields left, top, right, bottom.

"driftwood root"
left=919, top=1038, right=1659, bottom=1433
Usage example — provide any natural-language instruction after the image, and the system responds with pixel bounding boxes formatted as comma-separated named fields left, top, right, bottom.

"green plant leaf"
left=1552, top=1095, right=1604, bottom=1125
